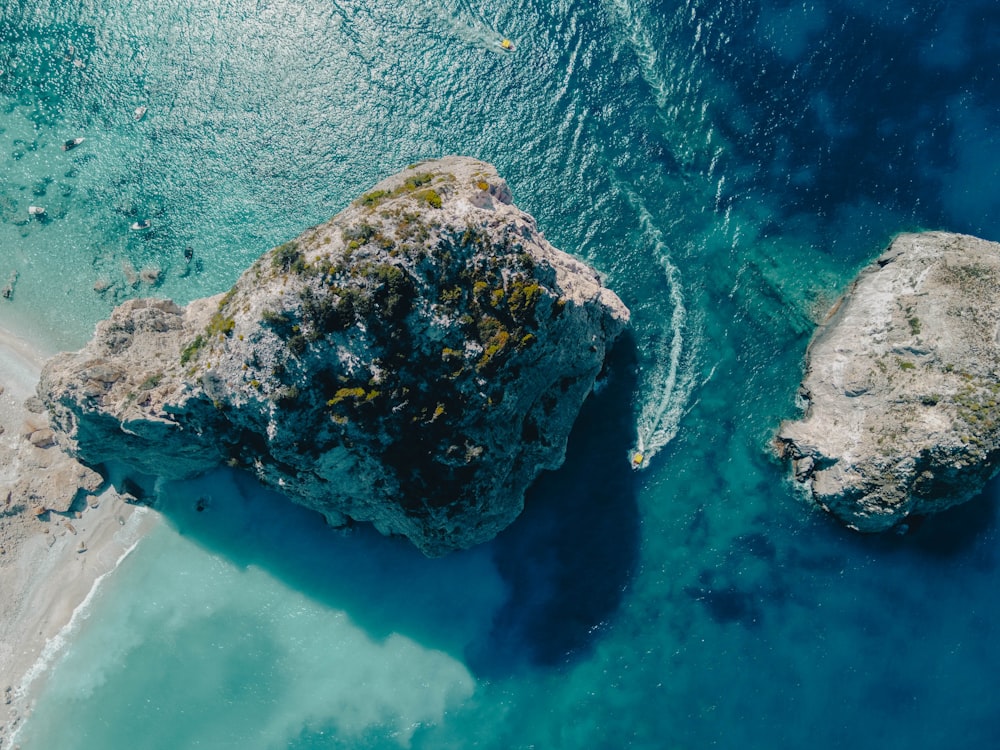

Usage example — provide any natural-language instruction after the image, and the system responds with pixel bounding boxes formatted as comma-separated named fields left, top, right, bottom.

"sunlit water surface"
left=3, top=0, right=1000, bottom=747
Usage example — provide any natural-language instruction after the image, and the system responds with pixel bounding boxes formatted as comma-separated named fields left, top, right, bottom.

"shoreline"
left=0, top=323, right=159, bottom=748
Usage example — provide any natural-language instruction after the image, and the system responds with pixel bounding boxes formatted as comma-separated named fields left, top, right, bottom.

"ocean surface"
left=3, top=0, right=1000, bottom=747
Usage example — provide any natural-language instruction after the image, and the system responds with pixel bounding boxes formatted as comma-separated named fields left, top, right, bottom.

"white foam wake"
left=9, top=508, right=150, bottom=740
left=628, top=199, right=702, bottom=469
left=607, top=0, right=670, bottom=107
left=601, top=0, right=725, bottom=469
left=605, top=0, right=715, bottom=169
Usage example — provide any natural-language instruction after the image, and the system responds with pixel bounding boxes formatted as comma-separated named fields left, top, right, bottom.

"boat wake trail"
left=606, top=0, right=716, bottom=170
left=600, top=0, right=722, bottom=469
left=627, top=197, right=703, bottom=470
left=426, top=0, right=512, bottom=53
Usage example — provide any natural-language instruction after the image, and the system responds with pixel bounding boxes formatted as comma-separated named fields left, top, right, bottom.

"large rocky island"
left=777, top=232, right=1000, bottom=532
left=39, top=157, right=629, bottom=556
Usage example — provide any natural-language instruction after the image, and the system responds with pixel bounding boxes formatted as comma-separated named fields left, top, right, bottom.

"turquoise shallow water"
left=3, top=0, right=1000, bottom=747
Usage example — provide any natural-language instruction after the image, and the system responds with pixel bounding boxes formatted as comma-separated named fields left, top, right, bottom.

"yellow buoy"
left=501, top=38, right=514, bottom=50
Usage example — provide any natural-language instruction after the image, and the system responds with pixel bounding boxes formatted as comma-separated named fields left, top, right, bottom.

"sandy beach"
left=0, top=325, right=157, bottom=748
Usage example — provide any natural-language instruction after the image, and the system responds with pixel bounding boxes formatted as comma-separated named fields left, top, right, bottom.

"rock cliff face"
left=40, top=157, right=629, bottom=555
left=777, top=232, right=1000, bottom=532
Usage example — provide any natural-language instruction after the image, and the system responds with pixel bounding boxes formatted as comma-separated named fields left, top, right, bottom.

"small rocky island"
left=777, top=231, right=1000, bottom=532
left=39, top=157, right=629, bottom=556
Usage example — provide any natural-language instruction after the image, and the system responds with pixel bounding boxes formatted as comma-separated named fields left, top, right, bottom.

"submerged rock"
left=777, top=232, right=1000, bottom=532
left=40, top=156, right=629, bottom=555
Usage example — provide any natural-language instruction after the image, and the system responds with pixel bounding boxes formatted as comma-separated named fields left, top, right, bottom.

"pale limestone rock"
left=40, top=157, right=629, bottom=555
left=4, top=412, right=104, bottom=515
left=777, top=232, right=1000, bottom=531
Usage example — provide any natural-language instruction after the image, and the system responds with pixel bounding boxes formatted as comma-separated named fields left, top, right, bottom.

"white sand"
left=0, top=325, right=158, bottom=747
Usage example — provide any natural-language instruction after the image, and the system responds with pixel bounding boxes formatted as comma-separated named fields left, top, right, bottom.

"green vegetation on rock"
left=416, top=189, right=442, bottom=209
left=207, top=312, right=235, bottom=338
left=180, top=334, right=205, bottom=364
left=272, top=241, right=307, bottom=274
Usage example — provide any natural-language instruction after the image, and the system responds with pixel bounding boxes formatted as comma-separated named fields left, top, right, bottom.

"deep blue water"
left=2, top=0, right=1000, bottom=747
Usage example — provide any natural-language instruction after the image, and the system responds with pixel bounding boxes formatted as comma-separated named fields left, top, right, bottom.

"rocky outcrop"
left=39, top=157, right=629, bottom=556
left=777, top=232, right=1000, bottom=532
left=2, top=403, right=103, bottom=518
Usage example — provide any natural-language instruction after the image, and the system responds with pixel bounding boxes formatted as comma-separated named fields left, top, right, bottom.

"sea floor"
left=3, top=0, right=1000, bottom=747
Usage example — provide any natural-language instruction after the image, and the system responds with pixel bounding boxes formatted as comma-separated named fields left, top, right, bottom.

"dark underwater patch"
left=475, top=334, right=641, bottom=672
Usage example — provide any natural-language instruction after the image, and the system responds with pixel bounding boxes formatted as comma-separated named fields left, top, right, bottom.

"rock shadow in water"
left=845, top=473, right=1000, bottom=562
left=470, top=335, right=641, bottom=673
left=129, top=468, right=507, bottom=669
left=688, top=473, right=1000, bottom=631
left=126, top=336, right=639, bottom=677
